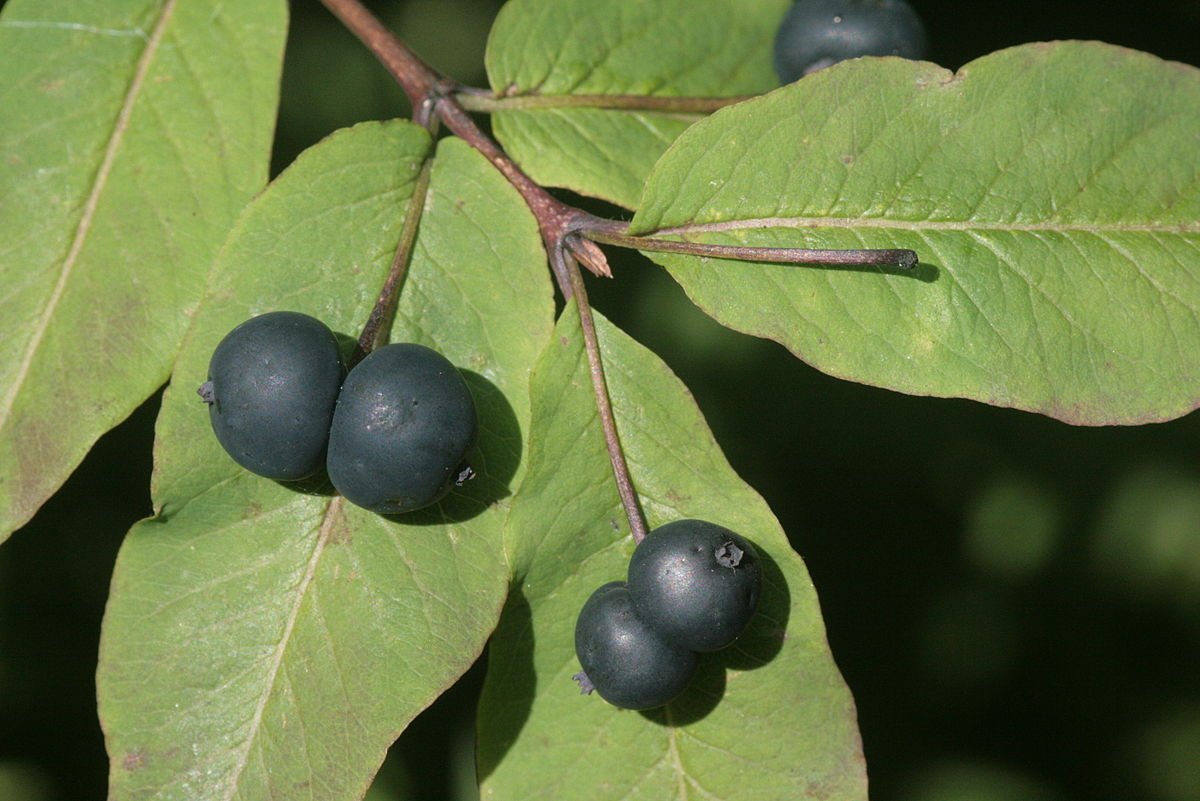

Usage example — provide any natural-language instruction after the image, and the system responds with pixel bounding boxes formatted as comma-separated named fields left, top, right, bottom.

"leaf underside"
left=477, top=303, right=865, bottom=801
left=485, top=0, right=791, bottom=208
left=0, top=0, right=287, bottom=540
left=97, top=123, right=554, bottom=801
left=631, top=42, right=1200, bottom=425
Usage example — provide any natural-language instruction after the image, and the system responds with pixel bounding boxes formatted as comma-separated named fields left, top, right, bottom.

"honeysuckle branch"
left=320, top=0, right=591, bottom=290
left=319, top=0, right=916, bottom=542
left=321, top=0, right=648, bottom=540
left=316, top=0, right=434, bottom=105
left=318, top=0, right=919, bottom=279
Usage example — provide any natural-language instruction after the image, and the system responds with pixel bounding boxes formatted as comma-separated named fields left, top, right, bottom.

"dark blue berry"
left=203, top=311, right=345, bottom=481
left=326, top=343, right=477, bottom=514
left=627, top=519, right=762, bottom=652
left=574, top=582, right=697, bottom=710
left=774, top=0, right=928, bottom=83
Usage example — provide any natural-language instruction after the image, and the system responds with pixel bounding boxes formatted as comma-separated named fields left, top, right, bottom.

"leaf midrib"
left=663, top=705, right=690, bottom=801
left=220, top=496, right=341, bottom=800
left=0, top=0, right=177, bottom=432
left=649, top=216, right=1200, bottom=237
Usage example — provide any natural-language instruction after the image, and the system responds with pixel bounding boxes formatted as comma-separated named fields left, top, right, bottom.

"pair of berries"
left=574, top=520, right=763, bottom=710
left=199, top=311, right=477, bottom=514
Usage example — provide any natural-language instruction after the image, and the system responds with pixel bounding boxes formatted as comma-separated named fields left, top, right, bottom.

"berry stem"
left=561, top=249, right=650, bottom=544
left=352, top=155, right=435, bottom=364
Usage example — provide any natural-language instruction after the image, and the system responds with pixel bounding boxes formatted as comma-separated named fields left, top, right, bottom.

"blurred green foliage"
left=2, top=1, right=1198, bottom=800
left=901, top=759, right=1067, bottom=801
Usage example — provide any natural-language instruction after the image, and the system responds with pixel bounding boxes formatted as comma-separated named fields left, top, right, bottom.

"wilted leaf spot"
left=122, top=749, right=147, bottom=772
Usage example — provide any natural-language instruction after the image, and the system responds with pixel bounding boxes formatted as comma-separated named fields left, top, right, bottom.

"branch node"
left=567, top=235, right=613, bottom=278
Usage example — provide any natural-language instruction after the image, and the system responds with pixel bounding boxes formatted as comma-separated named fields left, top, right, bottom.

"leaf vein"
left=0, top=0, right=178, bottom=434
left=219, top=497, right=340, bottom=800
left=654, top=217, right=1200, bottom=236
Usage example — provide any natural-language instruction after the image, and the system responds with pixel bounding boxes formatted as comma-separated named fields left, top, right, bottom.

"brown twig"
left=320, top=0, right=601, bottom=287
left=319, top=0, right=648, bottom=541
left=317, top=0, right=433, bottom=105
left=319, top=0, right=917, bottom=543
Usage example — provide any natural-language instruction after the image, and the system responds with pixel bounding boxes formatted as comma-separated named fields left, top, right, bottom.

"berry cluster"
left=198, top=311, right=477, bottom=514
left=574, top=520, right=763, bottom=710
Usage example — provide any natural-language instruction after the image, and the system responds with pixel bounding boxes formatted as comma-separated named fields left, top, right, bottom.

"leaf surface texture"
left=97, top=124, right=555, bottom=801
left=633, top=43, right=1200, bottom=424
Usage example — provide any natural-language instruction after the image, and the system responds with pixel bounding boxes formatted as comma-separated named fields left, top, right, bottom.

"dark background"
left=2, top=1, right=1199, bottom=799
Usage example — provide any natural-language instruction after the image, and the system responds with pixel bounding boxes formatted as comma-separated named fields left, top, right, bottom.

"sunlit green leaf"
left=632, top=42, right=1200, bottom=424
left=97, top=124, right=555, bottom=801
left=478, top=302, right=864, bottom=801
left=0, top=0, right=287, bottom=540
left=485, top=0, right=789, bottom=208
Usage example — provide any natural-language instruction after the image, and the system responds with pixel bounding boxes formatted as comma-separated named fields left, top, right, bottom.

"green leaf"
left=631, top=42, right=1200, bottom=425
left=0, top=0, right=287, bottom=540
left=478, top=303, right=864, bottom=801
left=97, top=124, right=555, bottom=801
left=484, top=0, right=789, bottom=208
